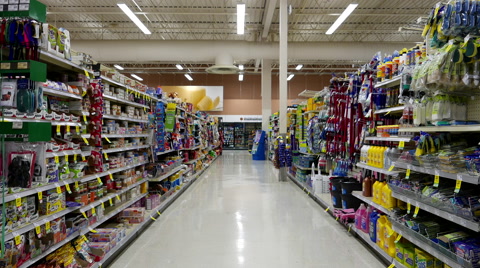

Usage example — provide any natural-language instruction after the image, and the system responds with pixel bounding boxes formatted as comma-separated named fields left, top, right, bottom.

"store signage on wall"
left=219, top=115, right=262, bottom=122
left=161, top=86, right=223, bottom=111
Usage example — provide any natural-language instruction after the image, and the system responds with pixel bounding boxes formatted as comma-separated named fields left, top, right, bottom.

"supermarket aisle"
left=109, top=151, right=385, bottom=268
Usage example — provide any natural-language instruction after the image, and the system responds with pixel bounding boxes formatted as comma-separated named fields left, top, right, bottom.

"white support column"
left=279, top=0, right=288, bottom=134
left=261, top=59, right=272, bottom=132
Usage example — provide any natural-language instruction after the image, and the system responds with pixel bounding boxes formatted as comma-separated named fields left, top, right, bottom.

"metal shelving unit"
left=103, top=144, right=150, bottom=154
left=374, top=106, right=405, bottom=114
left=103, top=94, right=150, bottom=109
left=399, top=125, right=480, bottom=133
left=356, top=162, right=400, bottom=176
left=364, top=136, right=411, bottom=142
left=103, top=114, right=148, bottom=123
left=374, top=75, right=402, bottom=88
left=42, top=87, right=83, bottom=100
left=393, top=162, right=480, bottom=184
left=351, top=191, right=391, bottom=215
left=150, top=166, right=185, bottom=182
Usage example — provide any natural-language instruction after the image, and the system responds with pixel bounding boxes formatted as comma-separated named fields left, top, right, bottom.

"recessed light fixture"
left=326, top=3, right=358, bottom=35
left=237, top=3, right=245, bottom=35
left=295, top=64, right=303, bottom=70
left=131, top=74, right=143, bottom=81
left=287, top=74, right=294, bottom=81
left=239, top=74, right=244, bottom=81
left=184, top=74, right=193, bottom=81
left=239, top=64, right=244, bottom=70
left=113, top=64, right=124, bottom=70
left=176, top=64, right=183, bottom=70
left=117, top=3, right=151, bottom=35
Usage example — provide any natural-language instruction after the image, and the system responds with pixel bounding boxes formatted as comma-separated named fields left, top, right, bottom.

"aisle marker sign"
left=413, top=207, right=420, bottom=218
left=407, top=203, right=411, bottom=214
left=395, top=235, right=402, bottom=243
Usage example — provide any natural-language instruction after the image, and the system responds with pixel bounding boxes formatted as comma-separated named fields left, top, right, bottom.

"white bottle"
left=384, top=147, right=391, bottom=169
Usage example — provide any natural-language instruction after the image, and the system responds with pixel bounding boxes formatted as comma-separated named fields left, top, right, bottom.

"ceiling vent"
left=206, top=54, right=239, bottom=74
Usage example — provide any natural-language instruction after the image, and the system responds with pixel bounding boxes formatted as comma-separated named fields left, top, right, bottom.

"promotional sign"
left=161, top=86, right=223, bottom=111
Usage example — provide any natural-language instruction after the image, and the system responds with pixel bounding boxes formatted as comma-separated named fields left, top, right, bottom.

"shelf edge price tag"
left=66, top=125, right=71, bottom=133
left=45, top=221, right=51, bottom=232
left=15, top=197, right=22, bottom=208
left=65, top=154, right=69, bottom=162
left=89, top=227, right=97, bottom=233
left=38, top=191, right=43, bottom=203
left=82, top=155, right=86, bottom=161
left=75, top=181, right=79, bottom=190
left=105, top=137, right=112, bottom=143
left=407, top=203, right=411, bottom=214
left=65, top=184, right=72, bottom=194
left=413, top=206, right=420, bottom=218
left=150, top=216, right=156, bottom=221
left=97, top=177, right=103, bottom=185
left=56, top=185, right=62, bottom=194
left=35, top=225, right=41, bottom=236
left=387, top=264, right=395, bottom=268
left=325, top=207, right=330, bottom=213
left=74, top=154, right=78, bottom=163
left=398, top=141, right=405, bottom=149
left=92, top=207, right=96, bottom=216
left=83, top=114, right=87, bottom=123
left=388, top=163, right=395, bottom=172
left=455, top=179, right=462, bottom=193
left=76, top=125, right=80, bottom=135
left=101, top=202, right=105, bottom=209
left=14, top=235, right=21, bottom=245
left=103, top=152, right=109, bottom=161
left=82, top=211, right=88, bottom=219
left=157, top=211, right=161, bottom=216
left=109, top=173, right=113, bottom=180
left=116, top=195, right=121, bottom=201
left=109, top=198, right=113, bottom=206
left=434, top=174, right=440, bottom=188
left=56, top=125, right=61, bottom=135
left=395, top=234, right=402, bottom=243
left=82, top=136, right=89, bottom=145
left=405, top=169, right=411, bottom=179
left=54, top=155, right=60, bottom=164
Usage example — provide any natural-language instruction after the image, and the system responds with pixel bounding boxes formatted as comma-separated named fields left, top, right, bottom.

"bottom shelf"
left=351, top=226, right=395, bottom=265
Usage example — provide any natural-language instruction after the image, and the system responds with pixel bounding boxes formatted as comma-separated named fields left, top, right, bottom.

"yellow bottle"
left=376, top=215, right=387, bottom=248
left=367, top=146, right=374, bottom=166
left=382, top=184, right=396, bottom=209
left=372, top=146, right=379, bottom=167
left=372, top=180, right=380, bottom=203
left=374, top=180, right=385, bottom=205
left=379, top=147, right=386, bottom=168
left=383, top=220, right=397, bottom=257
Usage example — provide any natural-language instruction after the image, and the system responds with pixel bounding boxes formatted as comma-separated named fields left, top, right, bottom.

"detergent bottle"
left=383, top=183, right=397, bottom=210
left=379, top=146, right=387, bottom=169
left=383, top=219, right=397, bottom=257
left=355, top=203, right=366, bottom=230
left=376, top=215, right=387, bottom=249
left=369, top=210, right=379, bottom=243
left=362, top=172, right=372, bottom=197
left=372, top=179, right=380, bottom=203
left=362, top=205, right=373, bottom=233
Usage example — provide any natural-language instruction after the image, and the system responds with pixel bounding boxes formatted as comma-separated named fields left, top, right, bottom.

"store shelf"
left=103, top=133, right=149, bottom=138
left=40, top=51, right=93, bottom=75
left=150, top=166, right=185, bottom=182
left=298, top=151, right=324, bottom=156
left=103, top=114, right=148, bottom=123
left=391, top=221, right=464, bottom=268
left=103, top=94, right=150, bottom=109
left=374, top=75, right=402, bottom=88
left=364, top=136, right=411, bottom=142
left=42, top=87, right=83, bottom=100
left=101, top=76, right=156, bottom=101
left=374, top=106, right=405, bottom=114
left=79, top=161, right=148, bottom=183
left=393, top=259, right=408, bottom=268
left=46, top=149, right=90, bottom=158
left=286, top=172, right=330, bottom=210
left=181, top=145, right=201, bottom=151
left=4, top=207, right=77, bottom=242
left=156, top=149, right=176, bottom=156
left=399, top=125, right=480, bottom=133
left=351, top=225, right=393, bottom=263
left=298, top=89, right=320, bottom=98
left=394, top=162, right=480, bottom=185
left=0, top=117, right=81, bottom=127
left=304, top=110, right=322, bottom=114
left=391, top=192, right=480, bottom=232
left=185, top=158, right=203, bottom=164
left=356, top=162, right=400, bottom=176
left=103, top=144, right=150, bottom=154
left=351, top=191, right=391, bottom=215
left=80, top=179, right=147, bottom=214
left=294, top=163, right=313, bottom=171
left=18, top=192, right=148, bottom=268
left=176, top=116, right=186, bottom=120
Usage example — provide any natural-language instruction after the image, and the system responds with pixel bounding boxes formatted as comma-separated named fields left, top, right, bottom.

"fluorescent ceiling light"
left=287, top=74, right=294, bottom=81
left=176, top=64, right=183, bottom=70
left=184, top=74, right=193, bottom=81
left=239, top=64, right=244, bottom=70
left=117, top=3, right=151, bottom=35
left=131, top=74, right=143, bottom=81
left=237, top=3, right=245, bottom=35
left=325, top=4, right=358, bottom=35
left=113, top=64, right=124, bottom=70
left=295, top=64, right=303, bottom=70
left=239, top=74, right=244, bottom=81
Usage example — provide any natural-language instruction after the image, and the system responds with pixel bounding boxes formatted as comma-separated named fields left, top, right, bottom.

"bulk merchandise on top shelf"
left=0, top=4, right=222, bottom=267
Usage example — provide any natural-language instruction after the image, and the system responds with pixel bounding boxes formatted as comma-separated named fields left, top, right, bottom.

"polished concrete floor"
left=109, top=151, right=386, bottom=268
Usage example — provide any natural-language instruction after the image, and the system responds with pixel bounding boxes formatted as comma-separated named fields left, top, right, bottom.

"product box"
left=453, top=238, right=480, bottom=263
left=395, top=242, right=408, bottom=264
left=438, top=232, right=470, bottom=249
left=415, top=248, right=434, bottom=268
left=404, top=246, right=416, bottom=268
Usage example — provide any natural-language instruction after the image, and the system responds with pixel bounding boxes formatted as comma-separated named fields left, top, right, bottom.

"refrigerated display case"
left=222, top=122, right=262, bottom=150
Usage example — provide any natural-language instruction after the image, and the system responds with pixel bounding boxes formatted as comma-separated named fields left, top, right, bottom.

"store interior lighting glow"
left=239, top=64, right=244, bottom=70
left=131, top=74, right=143, bottom=81
left=295, top=64, right=303, bottom=70
left=325, top=4, right=358, bottom=35
left=184, top=74, right=193, bottom=81
left=239, top=74, right=244, bottom=81
left=237, top=3, right=245, bottom=35
left=117, top=3, right=151, bottom=35
left=113, top=64, right=124, bottom=70
left=176, top=64, right=183, bottom=70
left=287, top=74, right=294, bottom=81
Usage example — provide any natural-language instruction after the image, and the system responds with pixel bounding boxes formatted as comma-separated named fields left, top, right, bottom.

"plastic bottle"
left=379, top=147, right=387, bottom=168
left=362, top=205, right=373, bottom=233
left=382, top=184, right=396, bottom=209
left=384, top=147, right=391, bottom=169
left=376, top=215, right=387, bottom=248
left=362, top=173, right=372, bottom=197
left=367, top=146, right=374, bottom=166
left=383, top=219, right=397, bottom=257
left=372, top=179, right=380, bottom=203
left=376, top=180, right=387, bottom=205
left=369, top=210, right=379, bottom=243
left=355, top=203, right=366, bottom=230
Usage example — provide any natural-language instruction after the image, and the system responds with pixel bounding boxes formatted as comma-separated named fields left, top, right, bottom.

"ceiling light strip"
left=184, top=74, right=193, bottom=81
left=117, top=3, right=151, bottom=35
left=325, top=4, right=358, bottom=35
left=131, top=74, right=143, bottom=81
left=287, top=74, right=294, bottom=81
left=237, top=4, right=245, bottom=35
left=114, top=64, right=124, bottom=70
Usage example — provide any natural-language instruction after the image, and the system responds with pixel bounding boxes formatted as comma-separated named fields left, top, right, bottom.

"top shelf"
left=40, top=51, right=93, bottom=75
left=399, top=125, right=480, bottom=133
left=374, top=75, right=402, bottom=88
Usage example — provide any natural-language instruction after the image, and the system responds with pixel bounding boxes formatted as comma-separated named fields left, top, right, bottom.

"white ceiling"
left=41, top=0, right=437, bottom=73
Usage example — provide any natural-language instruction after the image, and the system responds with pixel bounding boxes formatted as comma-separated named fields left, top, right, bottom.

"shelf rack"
left=374, top=106, right=405, bottom=114
left=45, top=149, right=90, bottom=158
left=356, top=162, right=400, bottom=176
left=391, top=192, right=480, bottom=232
left=150, top=166, right=185, bottom=182
left=103, top=145, right=150, bottom=154
left=294, top=164, right=312, bottom=171
left=399, top=125, right=480, bottom=133
left=393, top=162, right=480, bottom=185
left=103, top=114, right=148, bottom=123
left=103, top=94, right=150, bottom=109
left=40, top=51, right=94, bottom=75
left=156, top=149, right=176, bottom=156
left=42, top=87, right=83, bottom=100
left=364, top=136, right=411, bottom=142
left=374, top=75, right=402, bottom=88
left=351, top=191, right=391, bottom=215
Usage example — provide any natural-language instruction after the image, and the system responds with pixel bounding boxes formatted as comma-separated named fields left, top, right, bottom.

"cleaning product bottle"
left=372, top=179, right=380, bottom=203
left=362, top=172, right=372, bottom=197
left=370, top=174, right=376, bottom=199
left=367, top=146, right=374, bottom=166
left=362, top=205, right=373, bottom=233
left=376, top=215, right=387, bottom=248
left=369, top=210, right=379, bottom=243
left=355, top=203, right=366, bottom=230
left=383, top=219, right=397, bottom=257
left=379, top=146, right=387, bottom=168
left=383, top=183, right=397, bottom=210
left=378, top=180, right=387, bottom=206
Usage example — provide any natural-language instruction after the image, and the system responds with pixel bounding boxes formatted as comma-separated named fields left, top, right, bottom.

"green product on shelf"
left=414, top=248, right=435, bottom=268
left=403, top=246, right=416, bottom=268
left=395, top=242, right=409, bottom=264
